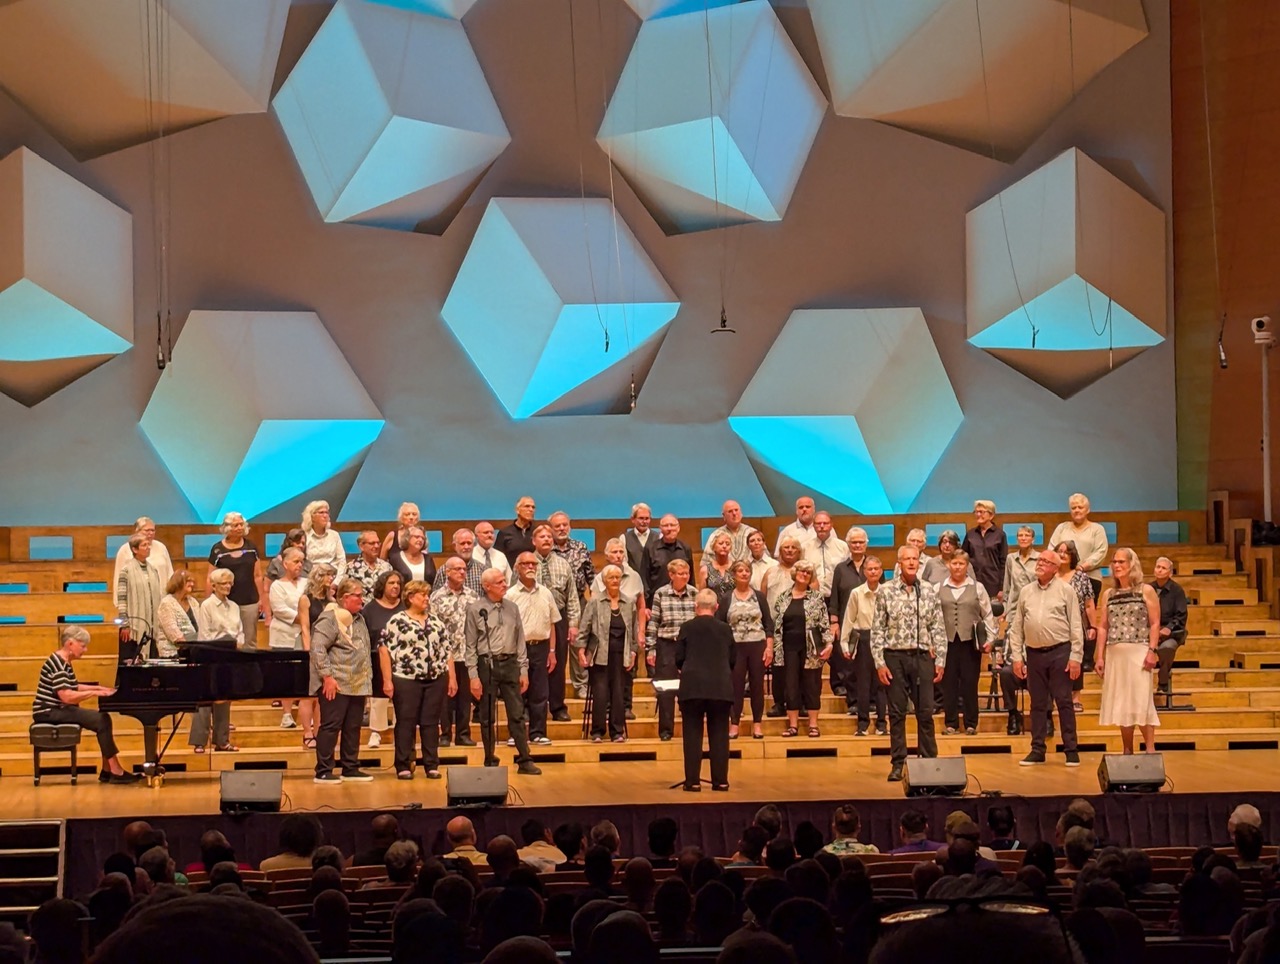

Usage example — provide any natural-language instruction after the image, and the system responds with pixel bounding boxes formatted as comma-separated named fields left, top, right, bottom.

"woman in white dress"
left=1095, top=547, right=1161, bottom=754
left=302, top=500, right=346, bottom=584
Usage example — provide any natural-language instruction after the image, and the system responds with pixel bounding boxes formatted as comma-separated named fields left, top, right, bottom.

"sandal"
left=303, top=736, right=317, bottom=750
left=213, top=743, right=239, bottom=753
left=192, top=745, right=206, bottom=754
left=808, top=727, right=821, bottom=738
left=781, top=727, right=798, bottom=738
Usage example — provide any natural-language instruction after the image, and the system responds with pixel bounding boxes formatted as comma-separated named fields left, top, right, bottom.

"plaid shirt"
left=348, top=556, right=391, bottom=605
left=553, top=538, right=595, bottom=596
left=432, top=558, right=486, bottom=596
left=647, top=583, right=697, bottom=645
left=535, top=551, right=581, bottom=627
left=430, top=584, right=478, bottom=662
left=870, top=577, right=947, bottom=671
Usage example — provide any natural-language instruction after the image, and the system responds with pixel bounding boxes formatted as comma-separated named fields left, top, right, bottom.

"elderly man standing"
left=775, top=496, right=817, bottom=555
left=465, top=569, right=541, bottom=775
left=312, top=579, right=374, bottom=784
left=1007, top=549, right=1083, bottom=768
left=431, top=557, right=479, bottom=748
left=532, top=525, right=580, bottom=723
left=472, top=521, right=512, bottom=580
left=647, top=559, right=698, bottom=741
left=349, top=531, right=392, bottom=604
left=433, top=529, right=485, bottom=594
left=872, top=545, right=946, bottom=783
left=507, top=552, right=561, bottom=747
left=496, top=497, right=539, bottom=567
left=622, top=503, right=654, bottom=578
left=115, top=534, right=165, bottom=663
left=550, top=511, right=593, bottom=701
left=1151, top=557, right=1188, bottom=695
left=704, top=500, right=758, bottom=564
left=642, top=514, right=694, bottom=605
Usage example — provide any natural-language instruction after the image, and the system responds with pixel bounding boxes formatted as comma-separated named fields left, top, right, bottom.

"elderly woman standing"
left=699, top=533, right=735, bottom=594
left=576, top=565, right=640, bottom=743
left=268, top=547, right=309, bottom=729
left=378, top=580, right=456, bottom=779
left=207, top=512, right=263, bottom=647
left=390, top=525, right=437, bottom=588
left=296, top=563, right=337, bottom=750
left=924, top=531, right=973, bottom=587
left=772, top=560, right=833, bottom=738
left=302, top=501, right=346, bottom=585
left=747, top=530, right=777, bottom=592
left=716, top=560, right=774, bottom=740
left=361, top=570, right=404, bottom=749
left=381, top=501, right=421, bottom=561
left=1095, top=548, right=1161, bottom=754
left=198, top=569, right=245, bottom=645
left=1049, top=494, right=1110, bottom=598
left=1056, top=540, right=1098, bottom=712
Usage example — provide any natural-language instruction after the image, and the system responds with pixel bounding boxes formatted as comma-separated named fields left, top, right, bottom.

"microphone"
left=1218, top=338, right=1228, bottom=370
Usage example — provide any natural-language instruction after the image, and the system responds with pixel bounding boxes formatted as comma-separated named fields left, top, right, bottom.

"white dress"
left=1097, top=587, right=1160, bottom=728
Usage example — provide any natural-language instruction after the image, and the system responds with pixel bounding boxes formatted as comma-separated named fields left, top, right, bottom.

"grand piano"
left=100, top=643, right=312, bottom=785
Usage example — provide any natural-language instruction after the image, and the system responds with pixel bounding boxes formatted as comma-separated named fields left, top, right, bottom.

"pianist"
left=32, top=626, right=139, bottom=783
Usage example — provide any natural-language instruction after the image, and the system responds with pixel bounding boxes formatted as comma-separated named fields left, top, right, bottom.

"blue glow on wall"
left=273, top=0, right=509, bottom=231
left=730, top=309, right=963, bottom=514
left=598, top=0, right=826, bottom=233
left=364, top=0, right=477, bottom=18
left=623, top=0, right=739, bottom=19
left=442, top=197, right=680, bottom=418
left=140, top=311, right=385, bottom=523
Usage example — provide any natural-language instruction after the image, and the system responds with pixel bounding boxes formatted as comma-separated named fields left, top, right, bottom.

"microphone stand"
left=113, top=614, right=155, bottom=665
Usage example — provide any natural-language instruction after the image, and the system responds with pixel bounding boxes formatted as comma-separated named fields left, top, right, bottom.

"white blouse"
left=268, top=577, right=308, bottom=649
left=198, top=595, right=245, bottom=646
left=305, top=529, right=347, bottom=584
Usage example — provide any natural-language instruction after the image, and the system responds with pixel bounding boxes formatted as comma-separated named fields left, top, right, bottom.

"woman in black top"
left=362, top=571, right=404, bottom=749
left=715, top=561, right=775, bottom=740
left=295, top=564, right=336, bottom=749
left=675, top=589, right=737, bottom=792
left=207, top=512, right=263, bottom=647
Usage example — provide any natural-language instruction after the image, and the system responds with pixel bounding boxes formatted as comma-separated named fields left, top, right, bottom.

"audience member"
left=728, top=826, right=769, bottom=867
left=432, top=875, right=476, bottom=931
left=308, top=866, right=344, bottom=899
left=138, top=847, right=175, bottom=887
left=480, top=885, right=544, bottom=953
left=754, top=805, right=783, bottom=841
left=653, top=877, right=692, bottom=942
left=823, top=805, right=878, bottom=856
left=590, top=820, right=621, bottom=856
left=717, top=931, right=798, bottom=964
left=692, top=881, right=738, bottom=946
left=690, top=856, right=724, bottom=893
left=208, top=861, right=243, bottom=891
left=987, top=805, right=1020, bottom=850
left=184, top=830, right=245, bottom=874
left=1064, top=826, right=1097, bottom=870
left=365, top=840, right=419, bottom=888
left=792, top=821, right=824, bottom=860
left=1023, top=841, right=1060, bottom=885
left=260, top=815, right=323, bottom=872
left=785, top=860, right=830, bottom=903
left=586, top=909, right=658, bottom=964
left=1235, top=823, right=1268, bottom=870
left=31, top=898, right=86, bottom=964
left=1228, top=803, right=1263, bottom=838
left=890, top=810, right=944, bottom=855
left=517, top=820, right=566, bottom=874
left=744, top=877, right=791, bottom=930
left=482, top=936, right=557, bottom=964
left=571, top=900, right=623, bottom=959
left=584, top=845, right=616, bottom=895
left=765, top=837, right=797, bottom=877
left=911, top=861, right=944, bottom=899
left=647, top=818, right=679, bottom=868
left=312, top=889, right=351, bottom=957
left=553, top=823, right=586, bottom=871
left=769, top=897, right=839, bottom=964
left=310, top=845, right=344, bottom=872
left=351, top=814, right=401, bottom=867
left=443, top=816, right=487, bottom=865
left=485, top=836, right=521, bottom=885
left=622, top=858, right=656, bottom=913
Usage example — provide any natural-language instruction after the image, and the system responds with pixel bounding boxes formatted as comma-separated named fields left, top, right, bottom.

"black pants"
left=548, top=620, right=569, bottom=716
left=440, top=660, right=472, bottom=741
left=681, top=698, right=731, bottom=787
left=588, top=656, right=627, bottom=739
left=731, top=639, right=766, bottom=725
left=1027, top=644, right=1077, bottom=754
left=478, top=656, right=531, bottom=764
left=316, top=692, right=366, bottom=777
left=654, top=638, right=679, bottom=738
left=942, top=637, right=982, bottom=731
left=1157, top=634, right=1184, bottom=689
left=885, top=650, right=937, bottom=766
left=35, top=706, right=118, bottom=758
left=781, top=642, right=820, bottom=712
left=827, top=642, right=856, bottom=706
left=525, top=640, right=551, bottom=739
left=851, top=630, right=886, bottom=728
left=624, top=655, right=645, bottom=711
left=392, top=675, right=446, bottom=773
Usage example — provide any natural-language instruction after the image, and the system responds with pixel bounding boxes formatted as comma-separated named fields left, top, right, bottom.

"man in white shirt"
left=774, top=496, right=817, bottom=555
left=507, top=552, right=561, bottom=746
left=804, top=513, right=850, bottom=598
left=703, top=500, right=758, bottom=563
left=472, top=521, right=512, bottom=580
left=591, top=539, right=645, bottom=603
left=622, top=503, right=653, bottom=576
left=112, top=517, right=174, bottom=604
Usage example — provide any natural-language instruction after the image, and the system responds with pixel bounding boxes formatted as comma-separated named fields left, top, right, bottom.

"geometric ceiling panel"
left=0, top=0, right=290, bottom=159
left=807, top=0, right=1147, bottom=160
left=140, top=311, right=385, bottom=522
left=599, top=0, right=826, bottom=234
left=730, top=308, right=963, bottom=513
left=622, top=0, right=739, bottom=19
left=0, top=147, right=133, bottom=406
left=273, top=0, right=510, bottom=233
left=441, top=197, right=680, bottom=419
left=967, top=148, right=1167, bottom=397
left=364, top=0, right=479, bottom=17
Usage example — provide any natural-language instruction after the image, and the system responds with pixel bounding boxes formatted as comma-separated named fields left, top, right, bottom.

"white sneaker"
left=506, top=737, right=516, bottom=747
left=367, top=732, right=382, bottom=749
left=531, top=736, right=554, bottom=746
left=280, top=713, right=297, bottom=729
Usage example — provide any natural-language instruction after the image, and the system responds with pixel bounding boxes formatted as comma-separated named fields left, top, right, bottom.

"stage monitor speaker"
left=1097, top=753, right=1166, bottom=793
left=447, top=766, right=509, bottom=807
left=902, top=756, right=967, bottom=797
left=220, top=771, right=283, bottom=813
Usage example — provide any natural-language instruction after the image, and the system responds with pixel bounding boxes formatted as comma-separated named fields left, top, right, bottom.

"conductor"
left=676, top=589, right=737, bottom=792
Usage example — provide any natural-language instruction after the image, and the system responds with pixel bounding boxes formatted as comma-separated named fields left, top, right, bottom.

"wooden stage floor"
left=10, top=749, right=1280, bottom=821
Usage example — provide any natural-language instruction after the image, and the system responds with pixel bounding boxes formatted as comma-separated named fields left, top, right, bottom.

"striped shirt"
left=33, top=653, right=75, bottom=716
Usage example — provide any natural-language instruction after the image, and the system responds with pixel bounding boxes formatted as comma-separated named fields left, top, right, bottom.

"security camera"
left=1253, top=316, right=1275, bottom=346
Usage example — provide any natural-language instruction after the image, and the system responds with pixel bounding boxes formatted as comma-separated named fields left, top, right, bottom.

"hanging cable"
left=1198, top=0, right=1230, bottom=370
left=567, top=0, right=609, bottom=348
left=595, top=0, right=631, bottom=361
left=700, top=1, right=731, bottom=331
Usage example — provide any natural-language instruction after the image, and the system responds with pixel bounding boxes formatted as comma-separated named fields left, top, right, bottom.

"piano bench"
left=30, top=724, right=83, bottom=786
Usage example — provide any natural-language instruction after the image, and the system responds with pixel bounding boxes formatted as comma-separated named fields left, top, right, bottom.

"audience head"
left=310, top=845, right=343, bottom=872
left=785, top=859, right=831, bottom=903
left=103, top=852, right=136, bottom=880
left=911, top=860, right=944, bottom=899
left=90, top=894, right=320, bottom=964
left=873, top=905, right=1075, bottom=964
left=744, top=876, right=791, bottom=929
left=831, top=804, right=862, bottom=841
left=621, top=858, right=655, bottom=909
left=898, top=809, right=930, bottom=843
left=197, top=830, right=235, bottom=873
left=987, top=805, right=1016, bottom=840
left=30, top=898, right=87, bottom=964
left=718, top=931, right=798, bottom=964
left=520, top=819, right=551, bottom=848
left=278, top=814, right=323, bottom=859
left=313, top=889, right=350, bottom=955
left=481, top=885, right=544, bottom=953
left=587, top=909, right=656, bottom=964
left=431, top=873, right=475, bottom=930
left=445, top=816, right=477, bottom=849
left=138, top=846, right=174, bottom=887
left=648, top=817, right=678, bottom=858
left=482, top=937, right=557, bottom=964
left=793, top=821, right=824, bottom=860
left=384, top=840, right=420, bottom=884
left=486, top=836, right=520, bottom=878
left=553, top=822, right=585, bottom=863
left=590, top=820, right=620, bottom=855
left=393, top=903, right=464, bottom=964
left=1234, top=822, right=1265, bottom=863
left=571, top=900, right=622, bottom=959
left=813, top=850, right=841, bottom=883
left=583, top=845, right=615, bottom=892
left=370, top=813, right=401, bottom=848
left=1228, top=803, right=1262, bottom=836
left=765, top=837, right=797, bottom=875
left=1023, top=842, right=1058, bottom=882
left=1064, top=826, right=1097, bottom=870
left=736, top=826, right=770, bottom=865
left=676, top=846, right=705, bottom=884
left=308, top=866, right=343, bottom=899
left=653, top=878, right=692, bottom=940
left=692, top=881, right=738, bottom=946
left=943, top=837, right=979, bottom=877
left=769, top=898, right=838, bottom=964
left=754, top=805, right=783, bottom=841
left=208, top=861, right=242, bottom=891
left=690, top=856, right=723, bottom=893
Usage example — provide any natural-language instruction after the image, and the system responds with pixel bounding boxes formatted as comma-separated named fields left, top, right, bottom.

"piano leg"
left=142, top=724, right=164, bottom=788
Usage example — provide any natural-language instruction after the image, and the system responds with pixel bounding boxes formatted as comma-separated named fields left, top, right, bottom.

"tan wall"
left=1173, top=0, right=1280, bottom=516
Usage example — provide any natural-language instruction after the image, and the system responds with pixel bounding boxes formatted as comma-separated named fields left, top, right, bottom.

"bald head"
left=371, top=814, right=401, bottom=846
left=447, top=816, right=476, bottom=847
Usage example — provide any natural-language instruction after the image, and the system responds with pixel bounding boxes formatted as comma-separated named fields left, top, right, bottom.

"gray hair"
left=600, top=564, right=623, bottom=583
left=1112, top=547, right=1144, bottom=588
left=282, top=546, right=305, bottom=563
left=845, top=526, right=867, bottom=541
left=630, top=503, right=651, bottom=517
left=694, top=588, right=719, bottom=611
left=133, top=517, right=155, bottom=532
left=301, top=500, right=329, bottom=533
left=128, top=532, right=149, bottom=551
left=937, top=529, right=961, bottom=548
left=60, top=625, right=91, bottom=646
left=1155, top=556, right=1174, bottom=570
left=398, top=525, right=425, bottom=551
left=209, top=568, right=235, bottom=587
left=398, top=502, right=420, bottom=521
left=604, top=538, right=626, bottom=554
left=220, top=511, right=248, bottom=535
left=548, top=510, right=570, bottom=524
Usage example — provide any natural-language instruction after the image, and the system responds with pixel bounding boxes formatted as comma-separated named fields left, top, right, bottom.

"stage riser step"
left=1211, top=620, right=1280, bottom=637
left=1188, top=588, right=1259, bottom=606
left=1190, top=607, right=1271, bottom=633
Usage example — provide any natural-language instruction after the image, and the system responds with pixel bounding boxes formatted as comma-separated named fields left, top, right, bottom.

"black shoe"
left=832, top=686, right=847, bottom=697
left=552, top=710, right=571, bottom=723
left=887, top=767, right=903, bottom=782
left=660, top=733, right=672, bottom=741
left=846, top=708, right=859, bottom=717
left=625, top=710, right=636, bottom=721
left=766, top=704, right=785, bottom=718
left=855, top=727, right=868, bottom=737
left=1046, top=719, right=1055, bottom=738
left=108, top=772, right=140, bottom=785
left=712, top=783, right=729, bottom=792
left=1064, top=751, right=1081, bottom=767
left=314, top=772, right=343, bottom=785
left=1019, top=752, right=1046, bottom=766
left=439, top=737, right=452, bottom=748
left=484, top=756, right=500, bottom=767
left=1007, top=712, right=1023, bottom=736
left=683, top=783, right=701, bottom=792
left=517, top=761, right=542, bottom=775
left=341, top=769, right=374, bottom=782
left=456, top=736, right=477, bottom=747
left=875, top=722, right=888, bottom=736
